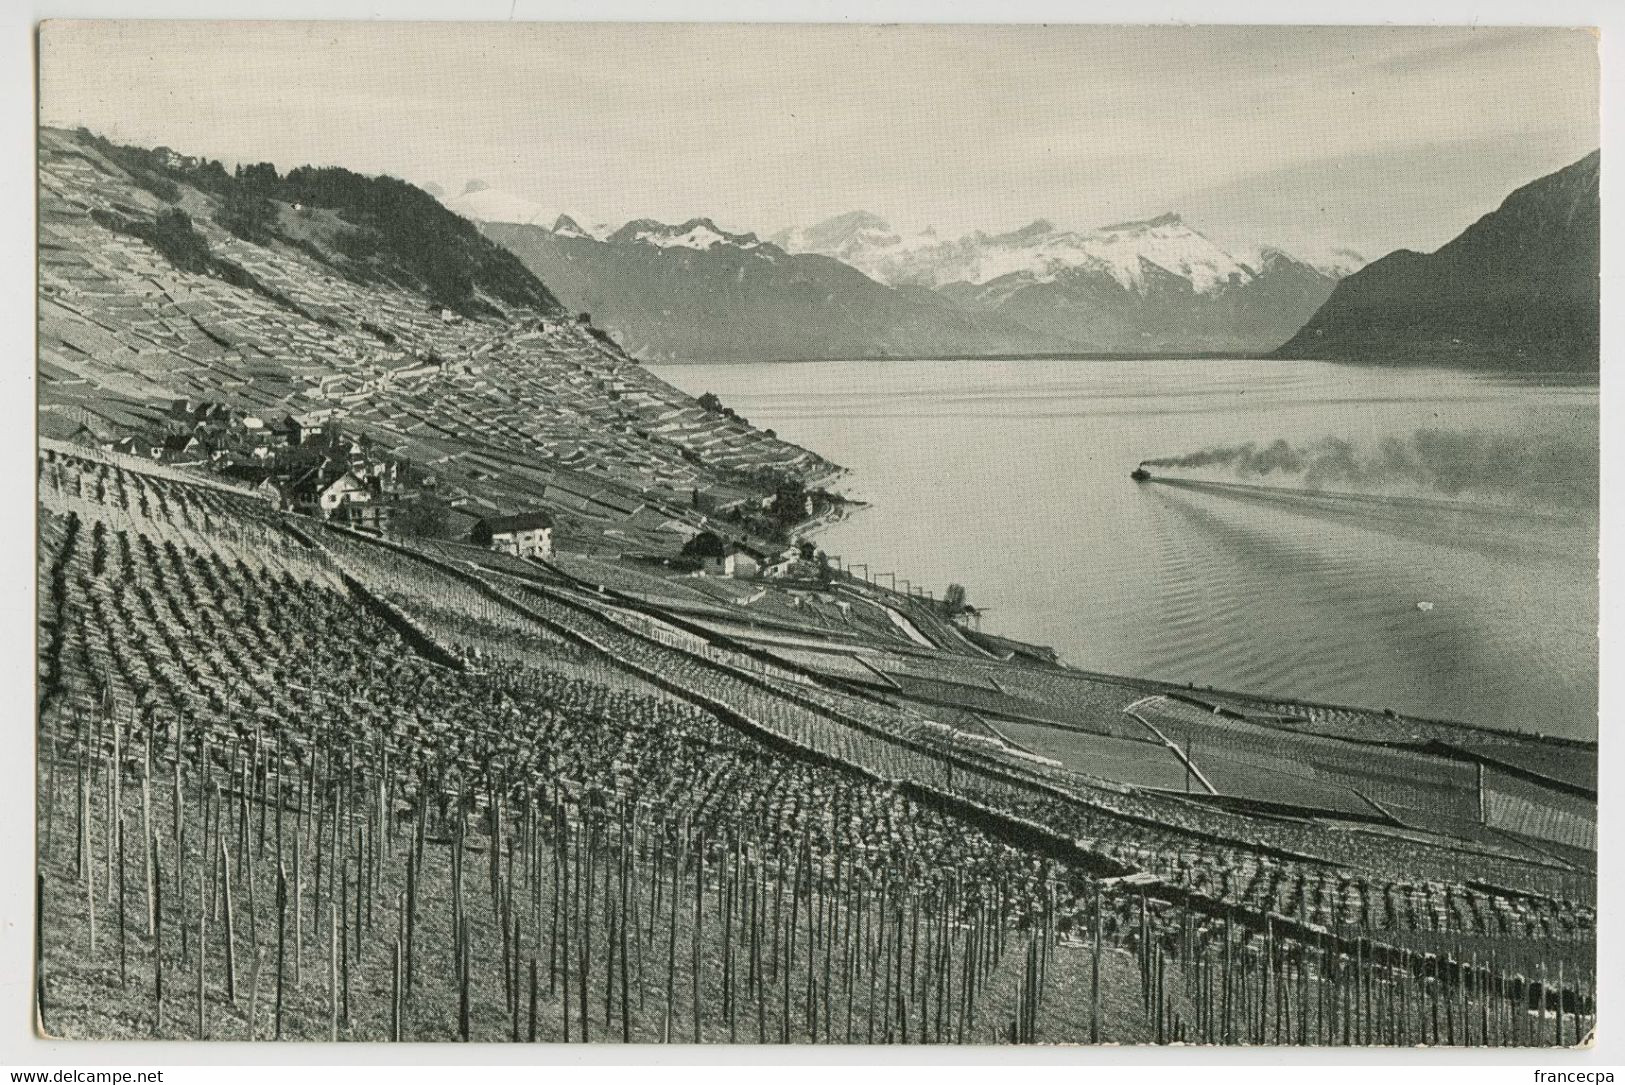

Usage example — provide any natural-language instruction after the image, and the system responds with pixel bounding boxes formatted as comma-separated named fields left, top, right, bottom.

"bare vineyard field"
left=34, top=450, right=1598, bottom=1045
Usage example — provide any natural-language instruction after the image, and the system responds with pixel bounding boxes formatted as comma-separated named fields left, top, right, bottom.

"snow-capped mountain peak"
left=775, top=209, right=1359, bottom=296
left=608, top=217, right=768, bottom=252
left=551, top=213, right=614, bottom=241
left=1068, top=213, right=1260, bottom=293
left=769, top=210, right=901, bottom=257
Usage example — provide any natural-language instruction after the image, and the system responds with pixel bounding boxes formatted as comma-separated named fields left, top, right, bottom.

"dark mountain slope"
left=71, top=128, right=566, bottom=318
left=1273, top=151, right=1599, bottom=370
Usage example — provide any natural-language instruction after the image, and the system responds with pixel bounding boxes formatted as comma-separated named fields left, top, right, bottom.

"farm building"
left=751, top=543, right=800, bottom=578
left=472, top=510, right=556, bottom=559
left=683, top=529, right=752, bottom=577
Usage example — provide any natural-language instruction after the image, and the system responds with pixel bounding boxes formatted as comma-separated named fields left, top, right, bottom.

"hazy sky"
left=40, top=21, right=1599, bottom=260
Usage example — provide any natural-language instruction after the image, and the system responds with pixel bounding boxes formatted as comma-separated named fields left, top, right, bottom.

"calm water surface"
left=650, top=358, right=1598, bottom=739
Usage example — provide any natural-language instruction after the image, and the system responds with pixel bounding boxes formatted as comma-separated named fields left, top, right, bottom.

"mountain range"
left=1275, top=150, right=1600, bottom=370
left=795, top=212, right=1355, bottom=354
left=479, top=205, right=1357, bottom=361
left=481, top=217, right=1069, bottom=362
left=170, top=145, right=1594, bottom=371
left=772, top=211, right=1364, bottom=287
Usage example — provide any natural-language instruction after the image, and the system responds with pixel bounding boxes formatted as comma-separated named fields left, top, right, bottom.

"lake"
left=649, top=358, right=1598, bottom=740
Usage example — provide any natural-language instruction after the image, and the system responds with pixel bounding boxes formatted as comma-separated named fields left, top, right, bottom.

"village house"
left=743, top=542, right=799, bottom=578
left=284, top=465, right=372, bottom=519
left=728, top=549, right=760, bottom=578
left=471, top=511, right=555, bottom=559
left=682, top=530, right=751, bottom=577
left=339, top=438, right=368, bottom=467
left=194, top=402, right=232, bottom=426
left=272, top=413, right=304, bottom=449
left=109, top=435, right=160, bottom=459
left=316, top=471, right=371, bottom=518
left=337, top=500, right=392, bottom=534
left=160, top=434, right=206, bottom=465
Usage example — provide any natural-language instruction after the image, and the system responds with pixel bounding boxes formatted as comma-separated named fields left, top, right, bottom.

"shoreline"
left=649, top=355, right=1603, bottom=380
left=778, top=477, right=1594, bottom=751
left=660, top=361, right=1596, bottom=747
left=651, top=352, right=1271, bottom=366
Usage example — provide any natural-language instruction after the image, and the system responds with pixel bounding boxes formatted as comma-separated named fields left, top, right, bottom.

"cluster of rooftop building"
left=37, top=128, right=839, bottom=565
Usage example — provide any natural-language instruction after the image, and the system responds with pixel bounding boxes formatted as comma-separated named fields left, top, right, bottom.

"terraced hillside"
left=36, top=445, right=1595, bottom=1044
left=38, top=126, right=836, bottom=554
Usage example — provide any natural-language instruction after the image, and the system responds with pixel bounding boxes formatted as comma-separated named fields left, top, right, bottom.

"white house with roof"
left=472, top=510, right=555, bottom=559
left=285, top=466, right=372, bottom=519
left=318, top=472, right=371, bottom=516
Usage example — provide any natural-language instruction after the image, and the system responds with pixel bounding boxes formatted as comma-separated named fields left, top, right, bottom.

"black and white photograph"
left=15, top=11, right=1612, bottom=1066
